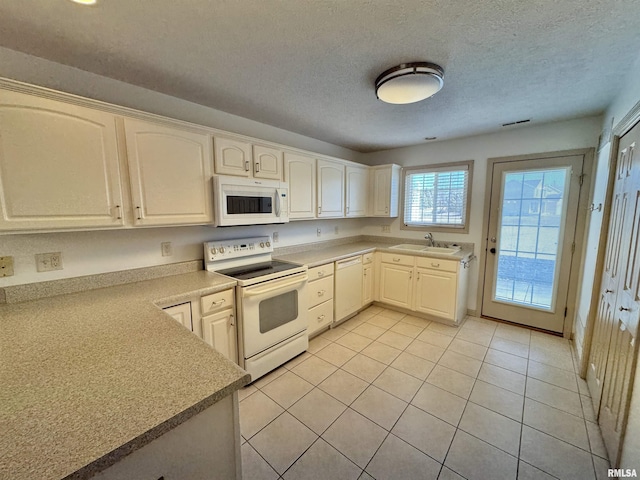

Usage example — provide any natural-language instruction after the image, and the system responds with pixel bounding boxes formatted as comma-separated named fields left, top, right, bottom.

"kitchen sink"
left=390, top=244, right=461, bottom=255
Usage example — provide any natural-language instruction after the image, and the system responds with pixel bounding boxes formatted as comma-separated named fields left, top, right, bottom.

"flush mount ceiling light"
left=375, top=62, right=444, bottom=105
left=69, top=0, right=97, bottom=5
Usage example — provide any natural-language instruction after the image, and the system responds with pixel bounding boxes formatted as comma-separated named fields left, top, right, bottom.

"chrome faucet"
left=424, top=233, right=434, bottom=247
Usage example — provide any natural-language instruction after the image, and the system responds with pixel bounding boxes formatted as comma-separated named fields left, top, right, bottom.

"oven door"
left=239, top=271, right=308, bottom=358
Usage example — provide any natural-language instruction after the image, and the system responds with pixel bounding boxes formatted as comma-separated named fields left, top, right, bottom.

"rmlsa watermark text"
left=609, top=469, right=638, bottom=478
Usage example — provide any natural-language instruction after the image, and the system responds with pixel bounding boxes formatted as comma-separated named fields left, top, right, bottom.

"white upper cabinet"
left=370, top=164, right=401, bottom=217
left=284, top=152, right=316, bottom=220
left=0, top=90, right=125, bottom=231
left=214, top=135, right=283, bottom=180
left=317, top=159, right=345, bottom=218
left=346, top=165, right=369, bottom=217
left=253, top=144, right=283, bottom=180
left=124, top=118, right=213, bottom=226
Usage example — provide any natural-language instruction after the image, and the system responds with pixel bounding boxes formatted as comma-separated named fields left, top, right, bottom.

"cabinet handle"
left=229, top=314, right=235, bottom=326
left=136, top=206, right=142, bottom=220
left=431, top=263, right=440, bottom=267
left=318, top=290, right=325, bottom=297
left=317, top=271, right=324, bottom=277
left=619, top=306, right=631, bottom=312
left=393, top=257, right=401, bottom=262
left=317, top=314, right=325, bottom=321
left=255, top=162, right=260, bottom=173
left=385, top=207, right=388, bottom=213
left=409, top=271, right=412, bottom=280
left=210, top=299, right=226, bottom=309
left=245, top=160, right=250, bottom=171
left=346, top=206, right=350, bottom=214
left=417, top=272, right=420, bottom=280
left=318, top=206, right=322, bottom=214
left=115, top=205, right=122, bottom=220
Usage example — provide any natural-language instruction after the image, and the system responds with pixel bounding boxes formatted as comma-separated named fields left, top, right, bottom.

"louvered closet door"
left=594, top=119, right=640, bottom=465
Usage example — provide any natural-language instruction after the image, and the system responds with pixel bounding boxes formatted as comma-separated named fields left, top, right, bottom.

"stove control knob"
left=218, top=247, right=225, bottom=254
left=210, top=248, right=216, bottom=255
left=260, top=242, right=265, bottom=248
left=266, top=241, right=271, bottom=247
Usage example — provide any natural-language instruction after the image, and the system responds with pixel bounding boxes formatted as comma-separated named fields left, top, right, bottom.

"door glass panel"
left=494, top=168, right=569, bottom=311
left=259, top=290, right=298, bottom=333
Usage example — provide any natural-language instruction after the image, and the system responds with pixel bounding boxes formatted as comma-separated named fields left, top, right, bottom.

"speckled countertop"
left=0, top=271, right=250, bottom=480
left=275, top=241, right=474, bottom=267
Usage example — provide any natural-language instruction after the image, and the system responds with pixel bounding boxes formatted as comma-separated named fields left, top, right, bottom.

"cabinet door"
left=363, top=264, right=374, bottom=305
left=213, top=136, right=251, bottom=177
left=124, top=118, right=213, bottom=226
left=346, top=166, right=369, bottom=217
left=163, top=302, right=193, bottom=331
left=284, top=153, right=316, bottom=219
left=379, top=263, right=413, bottom=309
left=414, top=268, right=457, bottom=320
left=253, top=145, right=283, bottom=180
left=0, top=90, right=124, bottom=231
left=317, top=159, right=345, bottom=218
left=202, top=308, right=238, bottom=363
left=371, top=167, right=391, bottom=216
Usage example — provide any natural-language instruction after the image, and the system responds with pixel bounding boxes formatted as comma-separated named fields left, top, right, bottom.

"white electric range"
left=204, top=236, right=309, bottom=381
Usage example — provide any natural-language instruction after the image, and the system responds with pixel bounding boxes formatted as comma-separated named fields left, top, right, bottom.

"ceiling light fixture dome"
left=375, top=62, right=444, bottom=105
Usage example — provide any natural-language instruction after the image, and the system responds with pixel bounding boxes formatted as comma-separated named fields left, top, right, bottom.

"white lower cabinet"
left=378, top=253, right=468, bottom=324
left=363, top=253, right=374, bottom=306
left=200, top=289, right=238, bottom=363
left=92, top=393, right=241, bottom=480
left=162, top=302, right=193, bottom=331
left=307, top=263, right=334, bottom=337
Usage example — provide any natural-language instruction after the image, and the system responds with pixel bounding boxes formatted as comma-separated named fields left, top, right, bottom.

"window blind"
left=403, top=164, right=469, bottom=228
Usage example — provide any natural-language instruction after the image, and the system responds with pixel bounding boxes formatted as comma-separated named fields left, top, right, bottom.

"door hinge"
left=564, top=307, right=568, bottom=317
left=571, top=242, right=575, bottom=254
left=579, top=173, right=586, bottom=186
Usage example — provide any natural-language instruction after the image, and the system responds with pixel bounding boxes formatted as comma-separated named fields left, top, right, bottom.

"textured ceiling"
left=0, top=1, right=638, bottom=152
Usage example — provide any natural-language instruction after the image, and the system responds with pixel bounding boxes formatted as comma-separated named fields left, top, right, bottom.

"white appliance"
left=204, top=236, right=308, bottom=381
left=212, top=175, right=289, bottom=226
left=334, top=255, right=363, bottom=321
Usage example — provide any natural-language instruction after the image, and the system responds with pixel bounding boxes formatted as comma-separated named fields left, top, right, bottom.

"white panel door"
left=124, top=118, right=213, bottom=226
left=414, top=268, right=457, bottom=320
left=371, top=167, right=392, bottom=216
left=0, top=90, right=124, bottom=230
left=163, top=302, right=193, bottom=331
left=253, top=145, right=283, bottom=180
left=317, top=159, right=345, bottom=218
left=346, top=165, right=369, bottom=217
left=202, top=308, right=238, bottom=363
left=363, top=264, right=374, bottom=305
left=284, top=152, right=316, bottom=219
left=213, top=136, right=251, bottom=177
left=379, top=263, right=413, bottom=309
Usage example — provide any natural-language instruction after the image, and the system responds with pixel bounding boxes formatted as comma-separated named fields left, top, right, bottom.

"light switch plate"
left=0, top=256, right=14, bottom=277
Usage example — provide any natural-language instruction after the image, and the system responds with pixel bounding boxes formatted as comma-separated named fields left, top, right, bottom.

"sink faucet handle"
left=424, top=232, right=434, bottom=246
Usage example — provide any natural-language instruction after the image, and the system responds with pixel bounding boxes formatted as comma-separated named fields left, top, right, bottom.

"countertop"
left=275, top=241, right=474, bottom=267
left=0, top=271, right=250, bottom=480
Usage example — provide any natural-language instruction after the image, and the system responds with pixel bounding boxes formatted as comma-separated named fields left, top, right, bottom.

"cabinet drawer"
left=308, top=263, right=334, bottom=280
left=379, top=252, right=414, bottom=267
left=201, top=289, right=235, bottom=315
left=308, top=300, right=333, bottom=336
left=362, top=252, right=374, bottom=265
left=308, top=275, right=334, bottom=308
left=415, top=257, right=458, bottom=273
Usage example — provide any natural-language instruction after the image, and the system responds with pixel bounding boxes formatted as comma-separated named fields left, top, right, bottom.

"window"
left=402, top=160, right=473, bottom=232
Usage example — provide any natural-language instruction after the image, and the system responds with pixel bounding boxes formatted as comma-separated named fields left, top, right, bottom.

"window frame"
left=400, top=159, right=474, bottom=233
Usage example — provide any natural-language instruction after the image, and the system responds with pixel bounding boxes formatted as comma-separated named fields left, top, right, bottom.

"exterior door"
left=595, top=120, right=640, bottom=464
left=482, top=154, right=584, bottom=332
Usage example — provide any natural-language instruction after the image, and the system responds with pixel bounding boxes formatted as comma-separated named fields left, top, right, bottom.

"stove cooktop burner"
left=217, top=260, right=302, bottom=280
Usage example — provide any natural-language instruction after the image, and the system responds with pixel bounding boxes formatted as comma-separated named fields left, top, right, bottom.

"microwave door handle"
left=275, top=190, right=282, bottom=217
left=243, top=273, right=308, bottom=297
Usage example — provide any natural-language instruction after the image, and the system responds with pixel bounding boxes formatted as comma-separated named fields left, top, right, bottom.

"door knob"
left=619, top=306, right=630, bottom=312
left=490, top=248, right=496, bottom=254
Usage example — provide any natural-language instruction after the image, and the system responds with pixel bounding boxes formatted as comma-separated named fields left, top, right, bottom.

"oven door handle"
left=242, top=272, right=308, bottom=297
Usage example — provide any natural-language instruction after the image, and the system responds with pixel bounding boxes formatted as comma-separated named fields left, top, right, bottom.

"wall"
left=359, top=116, right=602, bottom=311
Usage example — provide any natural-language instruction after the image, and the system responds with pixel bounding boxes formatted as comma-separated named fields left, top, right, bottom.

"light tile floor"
left=239, top=306, right=610, bottom=480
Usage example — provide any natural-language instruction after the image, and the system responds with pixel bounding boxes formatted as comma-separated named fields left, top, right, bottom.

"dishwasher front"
left=334, top=255, right=363, bottom=322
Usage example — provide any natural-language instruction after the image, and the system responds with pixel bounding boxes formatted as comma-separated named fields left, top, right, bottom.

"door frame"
left=578, top=101, right=640, bottom=377
left=477, top=148, right=594, bottom=337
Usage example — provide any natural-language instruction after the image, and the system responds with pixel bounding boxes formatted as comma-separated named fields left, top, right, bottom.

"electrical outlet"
left=317, top=228, right=322, bottom=237
left=0, top=256, right=14, bottom=277
left=161, top=242, right=173, bottom=257
left=334, top=226, right=339, bottom=235
left=382, top=225, right=391, bottom=233
left=272, top=232, right=279, bottom=243
left=36, top=252, right=63, bottom=272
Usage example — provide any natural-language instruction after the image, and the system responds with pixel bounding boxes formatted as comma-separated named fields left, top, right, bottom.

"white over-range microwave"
left=212, top=175, right=289, bottom=226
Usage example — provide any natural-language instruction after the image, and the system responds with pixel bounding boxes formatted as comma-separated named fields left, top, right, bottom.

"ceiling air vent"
left=502, top=119, right=531, bottom=127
